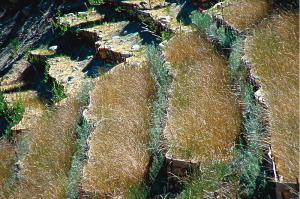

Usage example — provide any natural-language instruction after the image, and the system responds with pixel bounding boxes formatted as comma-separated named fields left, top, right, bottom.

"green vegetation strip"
left=66, top=81, right=91, bottom=198
left=146, top=44, right=170, bottom=194
left=190, top=10, right=268, bottom=198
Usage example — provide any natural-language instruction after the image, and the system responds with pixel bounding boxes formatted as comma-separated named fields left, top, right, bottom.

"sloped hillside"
left=0, top=0, right=298, bottom=198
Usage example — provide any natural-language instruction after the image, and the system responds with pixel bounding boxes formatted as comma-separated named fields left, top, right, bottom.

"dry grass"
left=4, top=97, right=79, bottom=198
left=164, top=32, right=242, bottom=162
left=31, top=48, right=55, bottom=56
left=245, top=10, right=299, bottom=182
left=222, top=0, right=270, bottom=31
left=81, top=64, right=155, bottom=196
left=0, top=140, right=16, bottom=189
left=20, top=91, right=45, bottom=110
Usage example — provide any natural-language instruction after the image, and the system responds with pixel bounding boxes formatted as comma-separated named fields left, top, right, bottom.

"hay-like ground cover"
left=0, top=140, right=16, bottom=189
left=164, top=32, right=242, bottom=162
left=245, top=10, right=299, bottom=182
left=81, top=64, right=155, bottom=197
left=3, top=98, right=80, bottom=198
left=222, top=0, right=270, bottom=31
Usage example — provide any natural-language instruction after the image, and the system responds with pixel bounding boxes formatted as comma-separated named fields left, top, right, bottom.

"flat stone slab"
left=48, top=56, right=90, bottom=97
left=82, top=21, right=142, bottom=62
left=59, top=9, right=104, bottom=27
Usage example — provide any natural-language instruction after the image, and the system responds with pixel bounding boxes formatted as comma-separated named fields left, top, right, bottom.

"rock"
left=212, top=2, right=226, bottom=9
left=158, top=43, right=165, bottom=50
left=120, top=30, right=128, bottom=36
left=72, top=66, right=79, bottom=72
left=112, top=36, right=120, bottom=40
left=158, top=16, right=171, bottom=24
left=22, top=6, right=31, bottom=17
left=49, top=45, right=58, bottom=51
left=15, top=160, right=23, bottom=173
left=158, top=16, right=171, bottom=21
left=132, top=62, right=140, bottom=67
left=64, top=20, right=72, bottom=25
left=252, top=75, right=260, bottom=80
left=140, top=1, right=148, bottom=7
left=67, top=13, right=75, bottom=17
left=68, top=75, right=75, bottom=81
left=131, top=44, right=140, bottom=51
left=122, top=53, right=131, bottom=58
left=160, top=19, right=170, bottom=24
left=78, top=12, right=87, bottom=16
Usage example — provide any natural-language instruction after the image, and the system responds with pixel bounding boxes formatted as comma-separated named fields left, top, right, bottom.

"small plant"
left=139, top=14, right=146, bottom=23
left=87, top=7, right=94, bottom=13
left=24, top=45, right=33, bottom=58
left=51, top=82, right=66, bottom=104
left=115, top=6, right=121, bottom=12
left=148, top=20, right=158, bottom=33
left=161, top=31, right=174, bottom=41
left=43, top=63, right=50, bottom=84
left=51, top=13, right=70, bottom=36
left=190, top=10, right=217, bottom=37
left=178, top=162, right=230, bottom=198
left=128, top=9, right=136, bottom=17
left=125, top=183, right=150, bottom=198
left=88, top=0, right=102, bottom=5
left=0, top=91, right=24, bottom=138
left=9, top=38, right=19, bottom=57
left=190, top=11, right=236, bottom=48
left=216, top=26, right=236, bottom=48
left=166, top=5, right=171, bottom=13
left=74, top=28, right=81, bottom=36
left=27, top=54, right=40, bottom=64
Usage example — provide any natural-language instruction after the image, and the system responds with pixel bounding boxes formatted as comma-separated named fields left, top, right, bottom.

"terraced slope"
left=209, top=0, right=299, bottom=186
left=245, top=10, right=299, bottom=183
left=81, top=63, right=155, bottom=197
left=164, top=32, right=241, bottom=162
left=1, top=0, right=298, bottom=197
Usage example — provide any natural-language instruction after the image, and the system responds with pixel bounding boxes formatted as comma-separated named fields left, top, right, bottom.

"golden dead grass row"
left=223, top=0, right=270, bottom=31
left=0, top=93, right=44, bottom=194
left=2, top=98, right=79, bottom=198
left=164, top=32, right=242, bottom=162
left=0, top=140, right=16, bottom=189
left=245, top=10, right=299, bottom=182
left=81, top=64, right=155, bottom=196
